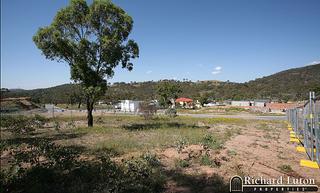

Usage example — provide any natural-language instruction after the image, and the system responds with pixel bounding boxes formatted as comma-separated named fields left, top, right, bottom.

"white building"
left=45, top=104, right=64, bottom=112
left=120, top=100, right=142, bottom=112
left=231, top=101, right=250, bottom=106
left=253, top=100, right=268, bottom=107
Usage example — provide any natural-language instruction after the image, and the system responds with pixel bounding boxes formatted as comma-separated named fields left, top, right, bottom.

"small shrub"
left=141, top=152, right=161, bottom=167
left=66, top=120, right=76, bottom=128
left=165, top=108, right=177, bottom=118
left=201, top=134, right=223, bottom=150
left=200, top=155, right=213, bottom=166
left=227, top=149, right=237, bottom=156
left=53, top=121, right=61, bottom=131
left=175, top=138, right=188, bottom=153
left=175, top=159, right=190, bottom=168
left=278, top=164, right=293, bottom=173
left=95, top=116, right=104, bottom=124
left=0, top=115, right=47, bottom=134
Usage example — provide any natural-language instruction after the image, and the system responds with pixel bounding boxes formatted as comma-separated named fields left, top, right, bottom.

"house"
left=253, top=100, right=269, bottom=107
left=204, top=102, right=218, bottom=107
left=120, top=100, right=142, bottom=112
left=231, top=100, right=250, bottom=107
left=266, top=102, right=300, bottom=113
left=175, top=97, right=193, bottom=108
left=45, top=104, right=64, bottom=112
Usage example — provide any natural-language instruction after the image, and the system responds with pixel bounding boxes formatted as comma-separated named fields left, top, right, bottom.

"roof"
left=254, top=99, right=269, bottom=103
left=266, top=103, right=299, bottom=110
left=175, top=97, right=193, bottom=102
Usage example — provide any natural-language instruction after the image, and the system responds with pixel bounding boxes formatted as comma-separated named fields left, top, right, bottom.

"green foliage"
left=33, top=0, right=139, bottom=126
left=227, top=149, right=237, bottom=156
left=199, top=155, right=214, bottom=166
left=200, top=155, right=212, bottom=165
left=66, top=120, right=76, bottom=128
left=156, top=81, right=182, bottom=107
left=4, top=64, right=320, bottom=104
left=1, top=125, right=164, bottom=193
left=174, top=138, right=188, bottom=153
left=53, top=121, right=61, bottom=131
left=140, top=152, right=161, bottom=167
left=278, top=164, right=293, bottom=173
left=175, top=159, right=190, bottom=168
left=164, top=108, right=177, bottom=118
left=196, top=94, right=210, bottom=106
left=95, top=116, right=104, bottom=124
left=0, top=115, right=47, bottom=134
left=225, top=107, right=248, bottom=112
left=201, top=134, right=223, bottom=150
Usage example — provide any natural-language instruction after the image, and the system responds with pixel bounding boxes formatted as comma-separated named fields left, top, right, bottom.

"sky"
left=1, top=0, right=320, bottom=89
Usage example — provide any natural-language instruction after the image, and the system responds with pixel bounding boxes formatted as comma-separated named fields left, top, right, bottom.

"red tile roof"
left=266, top=103, right=299, bottom=110
left=175, top=97, right=193, bottom=102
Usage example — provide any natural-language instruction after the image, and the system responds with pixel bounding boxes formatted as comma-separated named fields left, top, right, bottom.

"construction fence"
left=287, top=91, right=320, bottom=169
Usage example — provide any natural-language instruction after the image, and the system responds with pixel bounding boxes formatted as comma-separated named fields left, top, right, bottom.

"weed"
left=260, top=144, right=269, bottom=149
left=175, top=159, right=190, bottom=168
left=199, top=155, right=213, bottom=166
left=227, top=149, right=237, bottom=156
left=141, top=152, right=161, bottom=167
left=201, top=134, right=223, bottom=150
left=278, top=164, right=293, bottom=173
left=175, top=138, right=188, bottom=153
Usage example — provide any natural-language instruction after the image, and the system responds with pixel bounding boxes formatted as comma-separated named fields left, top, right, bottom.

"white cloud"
left=146, top=70, right=152, bottom=74
left=211, top=71, right=221, bottom=75
left=215, top=66, right=222, bottom=71
left=212, top=66, right=222, bottom=75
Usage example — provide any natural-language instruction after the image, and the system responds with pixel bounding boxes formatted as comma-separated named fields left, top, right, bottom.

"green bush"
left=200, top=155, right=213, bottom=166
left=164, top=108, right=177, bottom=118
left=278, top=164, right=293, bottom=173
left=201, top=134, right=223, bottom=150
left=175, top=159, right=190, bottom=168
left=1, top=141, right=165, bottom=193
left=141, top=152, right=161, bottom=167
left=174, top=138, right=188, bottom=153
left=0, top=114, right=47, bottom=134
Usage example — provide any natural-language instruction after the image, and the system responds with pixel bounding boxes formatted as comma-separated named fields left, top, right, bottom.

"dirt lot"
left=1, top=113, right=319, bottom=193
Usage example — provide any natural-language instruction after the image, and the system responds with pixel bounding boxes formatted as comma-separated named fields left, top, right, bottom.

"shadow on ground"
left=165, top=169, right=229, bottom=193
left=123, top=122, right=209, bottom=131
left=2, top=132, right=86, bottom=147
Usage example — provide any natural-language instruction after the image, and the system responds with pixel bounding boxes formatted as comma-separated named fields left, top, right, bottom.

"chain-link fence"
left=287, top=92, right=320, bottom=165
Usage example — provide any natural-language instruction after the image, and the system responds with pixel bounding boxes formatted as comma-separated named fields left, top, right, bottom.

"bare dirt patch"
left=158, top=121, right=320, bottom=192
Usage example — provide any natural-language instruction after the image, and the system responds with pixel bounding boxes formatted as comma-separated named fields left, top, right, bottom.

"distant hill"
left=245, top=63, right=320, bottom=100
left=2, top=63, right=320, bottom=104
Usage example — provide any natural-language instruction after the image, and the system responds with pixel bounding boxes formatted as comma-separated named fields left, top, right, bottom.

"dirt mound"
left=0, top=97, right=40, bottom=112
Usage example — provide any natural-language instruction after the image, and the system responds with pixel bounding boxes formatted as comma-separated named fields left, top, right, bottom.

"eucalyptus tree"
left=33, top=0, right=139, bottom=126
left=156, top=81, right=182, bottom=108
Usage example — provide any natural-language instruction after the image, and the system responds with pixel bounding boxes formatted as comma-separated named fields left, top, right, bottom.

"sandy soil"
left=158, top=123, right=320, bottom=193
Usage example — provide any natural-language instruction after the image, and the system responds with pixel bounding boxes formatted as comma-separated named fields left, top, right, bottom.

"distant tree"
left=68, top=84, right=84, bottom=108
left=33, top=0, right=139, bottom=126
left=197, top=95, right=209, bottom=106
left=156, top=81, right=181, bottom=107
left=313, top=86, right=320, bottom=96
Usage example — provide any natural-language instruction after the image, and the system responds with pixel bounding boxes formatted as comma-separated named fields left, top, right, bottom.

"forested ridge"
left=2, top=63, right=320, bottom=104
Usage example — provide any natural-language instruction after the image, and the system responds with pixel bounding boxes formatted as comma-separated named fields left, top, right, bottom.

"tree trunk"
left=86, top=99, right=94, bottom=127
